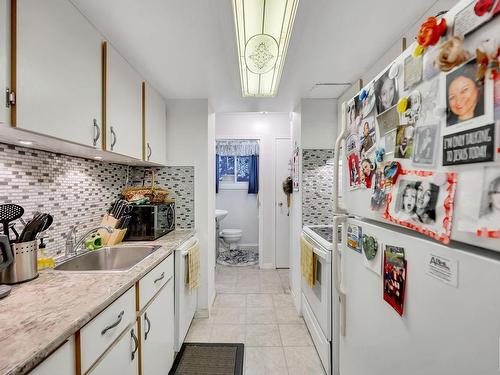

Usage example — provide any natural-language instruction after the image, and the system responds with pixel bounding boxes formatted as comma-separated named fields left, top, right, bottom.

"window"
left=218, top=155, right=251, bottom=187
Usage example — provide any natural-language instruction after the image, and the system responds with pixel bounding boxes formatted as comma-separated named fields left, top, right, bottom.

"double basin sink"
left=54, top=245, right=161, bottom=272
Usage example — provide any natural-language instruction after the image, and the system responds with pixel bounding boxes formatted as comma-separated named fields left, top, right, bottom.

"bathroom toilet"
left=220, top=229, right=243, bottom=250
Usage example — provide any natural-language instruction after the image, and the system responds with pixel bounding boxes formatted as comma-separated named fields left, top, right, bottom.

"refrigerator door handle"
left=332, top=215, right=347, bottom=338
left=333, top=102, right=348, bottom=215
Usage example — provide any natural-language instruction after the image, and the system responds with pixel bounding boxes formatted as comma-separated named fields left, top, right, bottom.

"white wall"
left=216, top=190, right=258, bottom=245
left=301, top=98, right=337, bottom=149
left=336, top=0, right=458, bottom=123
left=165, top=99, right=215, bottom=314
left=215, top=112, right=291, bottom=268
left=289, top=105, right=302, bottom=311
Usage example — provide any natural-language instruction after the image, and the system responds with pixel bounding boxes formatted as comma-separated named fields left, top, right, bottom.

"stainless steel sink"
left=54, top=245, right=161, bottom=272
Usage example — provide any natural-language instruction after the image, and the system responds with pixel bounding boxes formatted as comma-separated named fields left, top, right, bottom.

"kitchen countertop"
left=0, top=229, right=195, bottom=375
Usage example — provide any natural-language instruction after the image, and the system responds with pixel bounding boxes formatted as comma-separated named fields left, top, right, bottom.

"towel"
left=187, top=242, right=200, bottom=289
left=300, top=235, right=316, bottom=288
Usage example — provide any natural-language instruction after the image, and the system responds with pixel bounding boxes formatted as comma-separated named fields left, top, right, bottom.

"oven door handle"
left=181, top=239, right=200, bottom=257
left=332, top=215, right=348, bottom=338
left=312, top=246, right=331, bottom=263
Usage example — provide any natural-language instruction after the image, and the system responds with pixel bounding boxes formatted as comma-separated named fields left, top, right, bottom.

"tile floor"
left=184, top=265, right=325, bottom=375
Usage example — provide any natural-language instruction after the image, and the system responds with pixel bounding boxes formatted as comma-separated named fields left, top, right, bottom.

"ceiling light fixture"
left=93, top=156, right=103, bottom=160
left=18, top=140, right=34, bottom=146
left=232, top=0, right=299, bottom=97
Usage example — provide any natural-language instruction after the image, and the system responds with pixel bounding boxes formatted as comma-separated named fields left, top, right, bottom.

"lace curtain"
left=216, top=140, right=259, bottom=156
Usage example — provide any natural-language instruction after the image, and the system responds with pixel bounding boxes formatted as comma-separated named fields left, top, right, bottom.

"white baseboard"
left=195, top=308, right=209, bottom=318
left=290, top=288, right=302, bottom=315
left=260, top=262, right=275, bottom=269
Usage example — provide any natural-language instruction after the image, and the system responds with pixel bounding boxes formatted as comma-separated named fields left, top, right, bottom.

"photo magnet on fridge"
left=477, top=166, right=500, bottom=238
left=404, top=54, right=423, bottom=90
left=445, top=58, right=493, bottom=134
left=453, top=0, right=494, bottom=37
left=413, top=124, right=439, bottom=166
left=383, top=245, right=407, bottom=316
left=347, top=152, right=362, bottom=190
left=384, top=170, right=458, bottom=244
left=442, top=123, right=495, bottom=165
left=347, top=224, right=362, bottom=253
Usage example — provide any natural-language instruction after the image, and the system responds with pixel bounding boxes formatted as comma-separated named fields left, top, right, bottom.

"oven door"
left=301, top=234, right=332, bottom=340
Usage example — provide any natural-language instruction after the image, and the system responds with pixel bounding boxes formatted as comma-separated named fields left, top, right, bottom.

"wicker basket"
left=121, top=170, right=169, bottom=203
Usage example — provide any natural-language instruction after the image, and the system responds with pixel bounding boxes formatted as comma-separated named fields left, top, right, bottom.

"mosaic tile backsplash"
left=302, top=149, right=334, bottom=226
left=130, top=166, right=195, bottom=229
left=0, top=143, right=194, bottom=258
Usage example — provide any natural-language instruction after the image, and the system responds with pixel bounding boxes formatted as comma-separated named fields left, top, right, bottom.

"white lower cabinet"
left=30, top=338, right=75, bottom=375
left=87, top=324, right=139, bottom=375
left=140, top=274, right=175, bottom=375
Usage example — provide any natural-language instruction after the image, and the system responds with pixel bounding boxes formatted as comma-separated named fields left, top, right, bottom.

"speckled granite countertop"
left=0, top=229, right=195, bottom=375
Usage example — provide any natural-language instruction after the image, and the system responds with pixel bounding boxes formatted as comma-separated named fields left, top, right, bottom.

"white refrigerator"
left=334, top=216, right=500, bottom=375
left=332, top=1, right=500, bottom=374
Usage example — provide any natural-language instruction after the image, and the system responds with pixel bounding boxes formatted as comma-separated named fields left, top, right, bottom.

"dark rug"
left=169, top=343, right=244, bottom=375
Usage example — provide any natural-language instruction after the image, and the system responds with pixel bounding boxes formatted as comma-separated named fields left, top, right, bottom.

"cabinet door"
left=106, top=43, right=142, bottom=159
left=144, top=82, right=167, bottom=165
left=16, top=0, right=102, bottom=147
left=141, top=276, right=174, bottom=375
left=88, top=325, right=139, bottom=375
left=30, top=338, right=75, bottom=375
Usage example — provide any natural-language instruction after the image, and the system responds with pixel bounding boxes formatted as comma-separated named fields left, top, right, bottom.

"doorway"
left=275, top=138, right=291, bottom=268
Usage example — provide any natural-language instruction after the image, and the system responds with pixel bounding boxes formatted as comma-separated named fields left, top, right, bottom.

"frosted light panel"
left=232, top=0, right=299, bottom=97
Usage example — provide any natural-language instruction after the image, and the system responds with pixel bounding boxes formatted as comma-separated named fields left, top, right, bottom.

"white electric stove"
left=301, top=224, right=342, bottom=375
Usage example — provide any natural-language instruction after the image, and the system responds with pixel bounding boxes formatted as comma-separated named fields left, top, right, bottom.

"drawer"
left=138, top=254, right=173, bottom=310
left=80, top=287, right=136, bottom=373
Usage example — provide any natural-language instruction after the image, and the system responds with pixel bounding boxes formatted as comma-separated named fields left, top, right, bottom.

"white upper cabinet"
left=16, top=0, right=103, bottom=147
left=143, top=82, right=167, bottom=165
left=105, top=43, right=142, bottom=159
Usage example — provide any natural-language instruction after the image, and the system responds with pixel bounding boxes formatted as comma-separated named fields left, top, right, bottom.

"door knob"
left=278, top=202, right=283, bottom=207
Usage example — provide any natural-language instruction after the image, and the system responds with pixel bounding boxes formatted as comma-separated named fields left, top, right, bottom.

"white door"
left=16, top=0, right=102, bottom=147
left=88, top=325, right=139, bottom=375
left=275, top=138, right=291, bottom=268
left=338, top=217, right=500, bottom=375
left=141, top=277, right=175, bottom=375
left=0, top=0, right=9, bottom=125
left=144, top=82, right=167, bottom=165
left=106, top=43, right=142, bottom=159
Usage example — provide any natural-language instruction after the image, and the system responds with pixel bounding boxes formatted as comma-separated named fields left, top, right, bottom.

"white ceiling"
left=71, top=0, right=441, bottom=112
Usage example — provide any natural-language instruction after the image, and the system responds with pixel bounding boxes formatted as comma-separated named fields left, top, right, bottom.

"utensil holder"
left=0, top=240, right=38, bottom=284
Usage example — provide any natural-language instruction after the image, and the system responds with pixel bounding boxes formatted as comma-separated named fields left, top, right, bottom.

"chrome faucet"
left=65, top=225, right=113, bottom=257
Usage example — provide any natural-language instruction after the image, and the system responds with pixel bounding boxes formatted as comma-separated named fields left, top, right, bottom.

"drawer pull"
left=144, top=312, right=151, bottom=340
left=153, top=272, right=165, bottom=284
left=131, top=328, right=139, bottom=360
left=101, top=310, right=124, bottom=335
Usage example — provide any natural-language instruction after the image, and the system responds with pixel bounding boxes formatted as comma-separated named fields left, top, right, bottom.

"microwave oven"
left=124, top=202, right=175, bottom=241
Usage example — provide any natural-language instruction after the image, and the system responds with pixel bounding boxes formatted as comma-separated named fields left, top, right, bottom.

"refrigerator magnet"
left=362, top=234, right=378, bottom=261
left=347, top=152, right=362, bottom=190
left=476, top=166, right=500, bottom=238
left=371, top=169, right=387, bottom=211
left=383, top=245, right=407, bottom=316
left=384, top=169, right=457, bottom=244
left=347, top=224, right=362, bottom=253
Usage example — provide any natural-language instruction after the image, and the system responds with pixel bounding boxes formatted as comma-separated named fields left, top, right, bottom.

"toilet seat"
left=220, top=229, right=242, bottom=237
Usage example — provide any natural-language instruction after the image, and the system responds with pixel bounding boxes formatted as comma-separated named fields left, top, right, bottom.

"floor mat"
left=217, top=249, right=258, bottom=266
left=169, top=343, right=244, bottom=375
